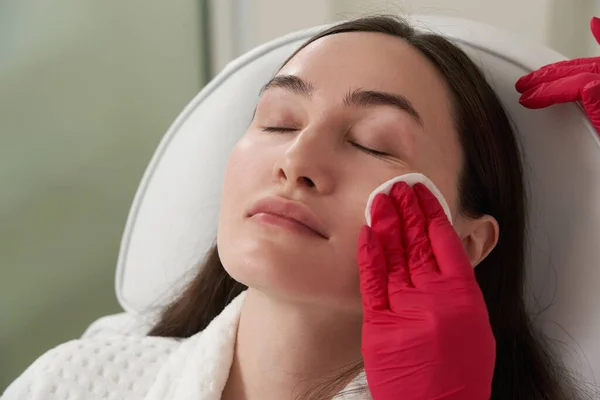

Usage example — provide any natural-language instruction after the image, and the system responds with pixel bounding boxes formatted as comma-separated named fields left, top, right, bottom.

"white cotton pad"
left=365, top=173, right=453, bottom=227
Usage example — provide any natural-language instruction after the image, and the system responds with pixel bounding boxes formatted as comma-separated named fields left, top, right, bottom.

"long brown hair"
left=149, top=15, right=592, bottom=399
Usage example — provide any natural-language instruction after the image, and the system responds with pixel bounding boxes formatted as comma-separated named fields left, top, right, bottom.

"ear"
left=457, top=215, right=499, bottom=267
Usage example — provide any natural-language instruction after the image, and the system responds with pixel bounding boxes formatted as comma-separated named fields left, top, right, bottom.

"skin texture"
left=217, top=32, right=499, bottom=399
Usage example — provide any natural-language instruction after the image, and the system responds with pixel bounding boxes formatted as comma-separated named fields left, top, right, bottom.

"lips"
left=247, top=196, right=329, bottom=239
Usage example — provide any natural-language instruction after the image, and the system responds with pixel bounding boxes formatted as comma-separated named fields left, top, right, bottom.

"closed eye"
left=261, top=126, right=298, bottom=133
left=350, top=141, right=390, bottom=157
left=261, top=127, right=390, bottom=157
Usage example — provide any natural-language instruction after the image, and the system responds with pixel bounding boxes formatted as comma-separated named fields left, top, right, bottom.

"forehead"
left=279, top=32, right=452, bottom=117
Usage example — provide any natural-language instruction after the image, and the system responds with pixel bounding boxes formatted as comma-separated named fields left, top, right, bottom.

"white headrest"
left=115, top=15, right=600, bottom=382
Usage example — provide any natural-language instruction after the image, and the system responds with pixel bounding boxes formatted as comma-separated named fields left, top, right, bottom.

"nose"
left=273, top=129, right=335, bottom=194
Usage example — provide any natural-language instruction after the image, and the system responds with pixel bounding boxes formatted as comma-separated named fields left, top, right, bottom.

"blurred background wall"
left=211, top=0, right=600, bottom=73
left=2, top=0, right=599, bottom=390
left=0, top=0, right=205, bottom=388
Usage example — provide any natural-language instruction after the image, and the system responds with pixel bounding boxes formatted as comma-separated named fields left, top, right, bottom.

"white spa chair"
left=82, top=15, right=600, bottom=386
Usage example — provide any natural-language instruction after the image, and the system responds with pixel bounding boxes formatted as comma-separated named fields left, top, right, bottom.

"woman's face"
left=218, top=32, right=463, bottom=313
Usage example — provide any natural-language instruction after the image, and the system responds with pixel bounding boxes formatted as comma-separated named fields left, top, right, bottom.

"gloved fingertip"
left=358, top=224, right=371, bottom=241
left=517, top=92, right=541, bottom=109
left=369, top=193, right=398, bottom=229
left=591, top=17, right=600, bottom=45
left=413, top=183, right=447, bottom=222
left=358, top=225, right=377, bottom=253
left=387, top=181, right=412, bottom=203
left=581, top=80, right=600, bottom=135
left=412, top=182, right=432, bottom=197
left=517, top=93, right=530, bottom=106
left=515, top=76, right=531, bottom=93
left=388, top=182, right=420, bottom=222
left=389, top=180, right=411, bottom=194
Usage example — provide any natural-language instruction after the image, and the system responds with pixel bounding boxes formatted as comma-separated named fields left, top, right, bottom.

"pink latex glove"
left=358, top=182, right=495, bottom=399
left=516, top=17, right=600, bottom=133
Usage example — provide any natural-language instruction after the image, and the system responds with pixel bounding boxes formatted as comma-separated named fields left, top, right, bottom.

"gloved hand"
left=516, top=17, right=600, bottom=133
left=358, top=182, right=495, bottom=399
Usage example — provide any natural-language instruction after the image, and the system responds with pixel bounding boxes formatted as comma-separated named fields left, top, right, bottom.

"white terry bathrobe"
left=1, top=292, right=371, bottom=400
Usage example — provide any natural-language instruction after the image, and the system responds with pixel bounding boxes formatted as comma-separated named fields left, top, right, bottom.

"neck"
left=222, top=288, right=363, bottom=400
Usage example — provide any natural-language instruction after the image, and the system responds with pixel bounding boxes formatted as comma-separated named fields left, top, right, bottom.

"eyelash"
left=261, top=126, right=390, bottom=158
left=261, top=126, right=297, bottom=133
left=350, top=142, right=389, bottom=157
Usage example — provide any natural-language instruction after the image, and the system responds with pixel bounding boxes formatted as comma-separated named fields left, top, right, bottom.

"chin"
left=220, top=238, right=361, bottom=312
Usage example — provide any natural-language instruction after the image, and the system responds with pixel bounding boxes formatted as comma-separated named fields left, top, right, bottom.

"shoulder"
left=2, top=334, right=180, bottom=400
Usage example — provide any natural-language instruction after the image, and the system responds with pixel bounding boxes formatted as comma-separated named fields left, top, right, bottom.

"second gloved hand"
left=516, top=17, right=600, bottom=133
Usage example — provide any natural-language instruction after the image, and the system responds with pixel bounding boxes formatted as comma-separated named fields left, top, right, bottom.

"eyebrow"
left=260, top=74, right=423, bottom=126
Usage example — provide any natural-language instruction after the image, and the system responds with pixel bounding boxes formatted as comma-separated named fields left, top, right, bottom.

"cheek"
left=224, top=139, right=263, bottom=184
left=221, top=138, right=267, bottom=209
left=218, top=139, right=267, bottom=246
left=322, top=190, right=373, bottom=305
left=437, top=181, right=461, bottom=222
